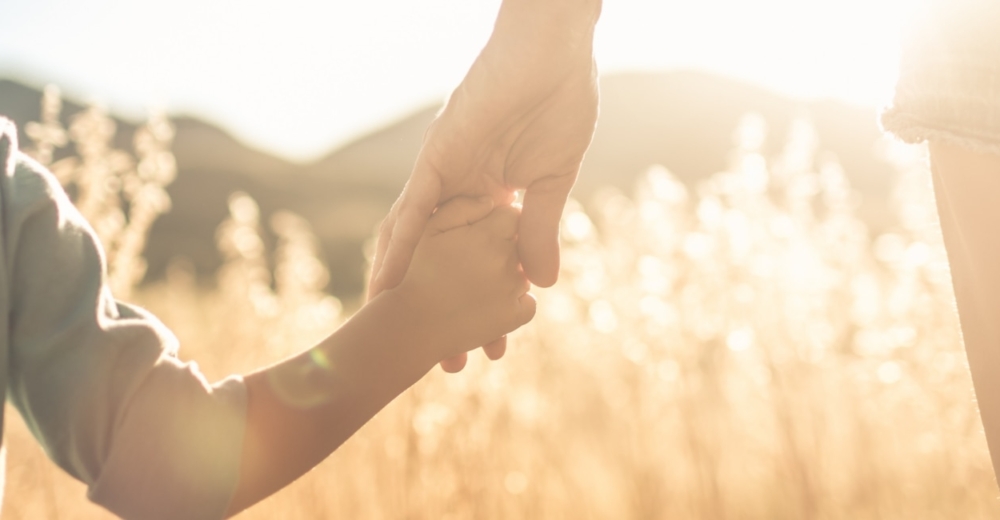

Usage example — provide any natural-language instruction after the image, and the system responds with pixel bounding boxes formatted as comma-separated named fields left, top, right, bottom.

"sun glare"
left=597, top=0, right=911, bottom=107
left=1, top=0, right=915, bottom=160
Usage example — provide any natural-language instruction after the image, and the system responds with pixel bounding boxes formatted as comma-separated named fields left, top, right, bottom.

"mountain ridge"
left=0, top=71, right=896, bottom=298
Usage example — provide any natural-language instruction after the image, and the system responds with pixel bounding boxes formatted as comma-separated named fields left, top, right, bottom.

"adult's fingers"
left=367, top=205, right=398, bottom=300
left=371, top=165, right=443, bottom=294
left=519, top=175, right=575, bottom=287
left=429, top=196, right=494, bottom=233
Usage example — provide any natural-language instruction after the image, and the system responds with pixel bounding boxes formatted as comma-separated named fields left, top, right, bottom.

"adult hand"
left=368, top=0, right=602, bottom=371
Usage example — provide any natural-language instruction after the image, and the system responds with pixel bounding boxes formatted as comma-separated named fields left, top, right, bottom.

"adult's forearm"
left=224, top=289, right=439, bottom=516
left=492, top=0, right=601, bottom=60
left=498, top=0, right=602, bottom=33
left=928, top=142, right=1000, bottom=484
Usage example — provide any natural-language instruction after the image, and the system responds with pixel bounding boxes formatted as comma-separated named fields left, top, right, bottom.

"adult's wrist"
left=499, top=0, right=602, bottom=30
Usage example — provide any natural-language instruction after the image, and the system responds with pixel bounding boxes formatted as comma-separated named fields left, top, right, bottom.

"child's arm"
left=224, top=196, right=535, bottom=516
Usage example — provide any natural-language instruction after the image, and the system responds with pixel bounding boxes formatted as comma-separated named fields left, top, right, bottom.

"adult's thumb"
left=429, top=196, right=495, bottom=233
left=519, top=183, right=570, bottom=287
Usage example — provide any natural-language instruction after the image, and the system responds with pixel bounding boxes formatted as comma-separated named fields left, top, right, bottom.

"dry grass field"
left=4, top=93, right=998, bottom=519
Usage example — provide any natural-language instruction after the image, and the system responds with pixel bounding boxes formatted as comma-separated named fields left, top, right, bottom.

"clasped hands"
left=368, top=0, right=601, bottom=372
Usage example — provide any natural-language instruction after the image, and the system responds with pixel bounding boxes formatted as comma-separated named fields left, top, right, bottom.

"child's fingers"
left=429, top=196, right=495, bottom=234
left=477, top=203, right=520, bottom=240
left=440, top=352, right=468, bottom=373
left=483, top=336, right=507, bottom=360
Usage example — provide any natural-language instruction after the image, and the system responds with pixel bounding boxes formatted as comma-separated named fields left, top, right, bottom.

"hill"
left=0, top=71, right=895, bottom=298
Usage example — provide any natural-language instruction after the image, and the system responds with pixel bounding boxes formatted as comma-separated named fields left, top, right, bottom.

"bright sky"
left=0, top=0, right=910, bottom=162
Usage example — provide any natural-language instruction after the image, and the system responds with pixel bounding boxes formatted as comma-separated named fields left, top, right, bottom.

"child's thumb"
left=429, top=196, right=494, bottom=233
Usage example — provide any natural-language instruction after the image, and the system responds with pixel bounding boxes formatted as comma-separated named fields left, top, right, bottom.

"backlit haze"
left=0, top=0, right=911, bottom=162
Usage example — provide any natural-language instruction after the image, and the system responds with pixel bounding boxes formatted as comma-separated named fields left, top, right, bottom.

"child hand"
left=397, top=196, right=536, bottom=363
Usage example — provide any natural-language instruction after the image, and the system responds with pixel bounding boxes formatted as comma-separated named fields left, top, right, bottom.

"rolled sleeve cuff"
left=880, top=1, right=1000, bottom=156
left=87, top=358, right=247, bottom=520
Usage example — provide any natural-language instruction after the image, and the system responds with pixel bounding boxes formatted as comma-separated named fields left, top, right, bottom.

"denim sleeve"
left=880, top=0, right=1000, bottom=155
left=2, top=121, right=246, bottom=520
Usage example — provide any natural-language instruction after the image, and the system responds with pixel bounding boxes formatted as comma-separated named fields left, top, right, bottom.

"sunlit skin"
left=0, top=1, right=909, bottom=160
left=927, top=141, right=1000, bottom=483
left=223, top=2, right=602, bottom=512
left=368, top=0, right=602, bottom=373
left=226, top=197, right=534, bottom=515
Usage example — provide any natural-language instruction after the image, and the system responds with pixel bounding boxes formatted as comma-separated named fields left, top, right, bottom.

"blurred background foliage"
left=2, top=86, right=997, bottom=520
left=0, top=71, right=896, bottom=300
